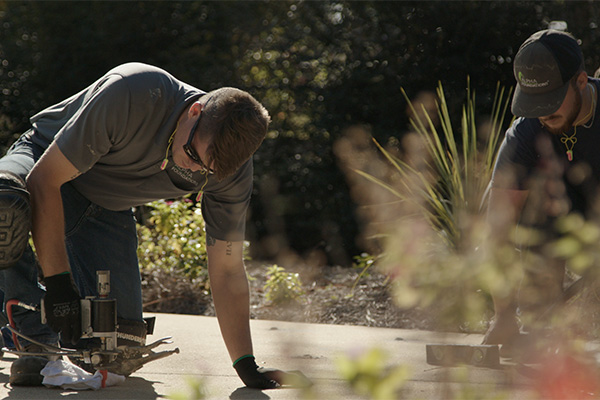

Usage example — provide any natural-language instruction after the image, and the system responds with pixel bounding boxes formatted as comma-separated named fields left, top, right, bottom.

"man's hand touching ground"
left=233, top=355, right=313, bottom=389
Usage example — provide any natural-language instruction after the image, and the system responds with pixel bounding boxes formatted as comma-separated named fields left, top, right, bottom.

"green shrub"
left=137, top=199, right=209, bottom=286
left=169, top=376, right=207, bottom=400
left=349, top=252, right=380, bottom=295
left=263, top=264, right=305, bottom=305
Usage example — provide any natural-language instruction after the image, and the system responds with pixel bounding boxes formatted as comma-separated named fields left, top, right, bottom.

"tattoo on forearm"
left=226, top=241, right=232, bottom=256
left=206, top=234, right=216, bottom=247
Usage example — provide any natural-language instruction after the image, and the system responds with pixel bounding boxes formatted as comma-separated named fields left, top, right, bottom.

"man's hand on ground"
left=233, top=355, right=312, bottom=389
left=42, top=272, right=82, bottom=345
left=482, top=314, right=521, bottom=346
left=234, top=356, right=280, bottom=389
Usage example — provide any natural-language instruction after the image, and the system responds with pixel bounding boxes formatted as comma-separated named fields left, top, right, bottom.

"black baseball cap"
left=511, top=29, right=584, bottom=118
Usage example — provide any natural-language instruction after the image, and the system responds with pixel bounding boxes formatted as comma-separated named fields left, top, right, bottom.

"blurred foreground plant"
left=345, top=80, right=519, bottom=329
left=339, top=79, right=600, bottom=397
left=169, top=376, right=207, bottom=400
left=544, top=213, right=600, bottom=339
left=335, top=348, right=411, bottom=400
left=356, top=80, right=511, bottom=249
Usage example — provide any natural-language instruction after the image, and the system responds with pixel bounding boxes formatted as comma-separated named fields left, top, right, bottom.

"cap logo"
left=518, top=71, right=550, bottom=88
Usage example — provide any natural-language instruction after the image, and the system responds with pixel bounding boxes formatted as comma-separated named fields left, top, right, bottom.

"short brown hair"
left=203, top=88, right=269, bottom=180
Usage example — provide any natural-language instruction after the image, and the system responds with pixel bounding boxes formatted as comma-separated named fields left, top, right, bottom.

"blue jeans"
left=0, top=131, right=143, bottom=345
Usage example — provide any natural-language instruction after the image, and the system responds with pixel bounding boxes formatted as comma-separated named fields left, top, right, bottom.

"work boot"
left=9, top=342, right=59, bottom=387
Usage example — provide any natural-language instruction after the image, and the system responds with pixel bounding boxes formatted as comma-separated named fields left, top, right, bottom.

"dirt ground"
left=140, top=262, right=600, bottom=378
left=141, top=261, right=445, bottom=331
left=141, top=260, right=600, bottom=341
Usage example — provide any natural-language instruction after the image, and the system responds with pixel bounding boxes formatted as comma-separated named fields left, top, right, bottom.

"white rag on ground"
left=41, top=359, right=125, bottom=390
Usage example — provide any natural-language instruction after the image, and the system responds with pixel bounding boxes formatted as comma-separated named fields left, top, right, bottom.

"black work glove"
left=234, top=355, right=280, bottom=389
left=233, top=355, right=313, bottom=389
left=42, top=272, right=82, bottom=345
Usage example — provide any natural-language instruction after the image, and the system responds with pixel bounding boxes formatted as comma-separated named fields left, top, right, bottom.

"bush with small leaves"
left=263, top=264, right=305, bottom=305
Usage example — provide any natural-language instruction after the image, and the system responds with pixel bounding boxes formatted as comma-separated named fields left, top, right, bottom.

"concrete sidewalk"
left=0, top=313, right=536, bottom=399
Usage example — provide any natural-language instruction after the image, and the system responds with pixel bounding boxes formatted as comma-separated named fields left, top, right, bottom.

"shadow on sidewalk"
left=0, top=370, right=159, bottom=399
left=230, top=387, right=272, bottom=399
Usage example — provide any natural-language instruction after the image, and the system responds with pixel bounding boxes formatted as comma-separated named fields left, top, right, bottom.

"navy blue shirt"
left=492, top=77, right=600, bottom=216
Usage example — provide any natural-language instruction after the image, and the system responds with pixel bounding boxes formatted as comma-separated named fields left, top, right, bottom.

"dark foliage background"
left=2, top=1, right=599, bottom=266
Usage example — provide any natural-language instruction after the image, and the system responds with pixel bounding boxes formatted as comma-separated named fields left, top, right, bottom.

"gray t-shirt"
left=29, top=62, right=252, bottom=241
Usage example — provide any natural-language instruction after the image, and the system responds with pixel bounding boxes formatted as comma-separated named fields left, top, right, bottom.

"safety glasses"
left=183, top=96, right=214, bottom=174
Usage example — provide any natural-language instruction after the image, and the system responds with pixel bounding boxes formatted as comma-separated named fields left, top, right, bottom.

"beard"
left=542, top=88, right=582, bottom=135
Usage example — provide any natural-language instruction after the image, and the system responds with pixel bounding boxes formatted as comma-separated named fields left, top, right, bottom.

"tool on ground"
left=426, top=344, right=500, bottom=368
left=3, top=270, right=179, bottom=378
left=425, top=275, right=596, bottom=370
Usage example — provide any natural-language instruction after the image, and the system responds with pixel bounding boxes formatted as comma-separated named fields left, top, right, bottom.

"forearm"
left=25, top=143, right=81, bottom=278
left=485, top=187, right=528, bottom=316
left=206, top=238, right=253, bottom=362
left=205, top=239, right=307, bottom=389
left=209, top=264, right=253, bottom=361
left=27, top=180, right=70, bottom=277
left=486, top=188, right=528, bottom=243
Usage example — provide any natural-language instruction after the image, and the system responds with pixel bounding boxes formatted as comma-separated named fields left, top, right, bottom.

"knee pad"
left=0, top=172, right=31, bottom=269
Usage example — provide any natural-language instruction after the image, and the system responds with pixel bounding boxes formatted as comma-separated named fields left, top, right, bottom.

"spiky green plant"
left=345, top=80, right=522, bottom=330
left=355, top=79, right=512, bottom=250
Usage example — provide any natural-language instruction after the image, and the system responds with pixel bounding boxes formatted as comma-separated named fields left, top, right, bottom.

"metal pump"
left=5, top=270, right=179, bottom=377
